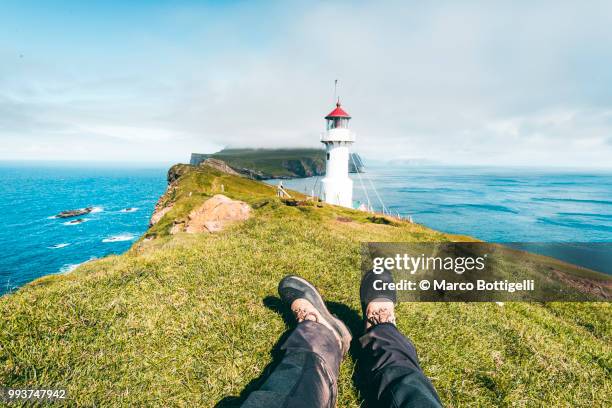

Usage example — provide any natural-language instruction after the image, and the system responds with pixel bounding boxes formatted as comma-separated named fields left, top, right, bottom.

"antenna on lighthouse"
left=334, top=79, right=338, bottom=102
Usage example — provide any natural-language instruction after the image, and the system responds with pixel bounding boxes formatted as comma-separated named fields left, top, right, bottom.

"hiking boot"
left=278, top=276, right=352, bottom=354
left=360, top=269, right=397, bottom=330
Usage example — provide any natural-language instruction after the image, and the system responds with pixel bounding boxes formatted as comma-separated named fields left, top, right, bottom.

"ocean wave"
left=490, top=178, right=522, bottom=184
left=59, top=263, right=81, bottom=273
left=48, top=243, right=70, bottom=249
left=536, top=217, right=612, bottom=232
left=546, top=182, right=581, bottom=186
left=59, top=257, right=97, bottom=273
left=397, top=187, right=481, bottom=194
left=532, top=197, right=612, bottom=205
left=102, top=233, right=136, bottom=243
left=119, top=207, right=139, bottom=213
left=438, top=203, right=519, bottom=214
left=62, top=218, right=89, bottom=226
left=557, top=212, right=612, bottom=220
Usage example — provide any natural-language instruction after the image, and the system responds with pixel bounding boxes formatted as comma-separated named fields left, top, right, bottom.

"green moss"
left=0, top=165, right=610, bottom=407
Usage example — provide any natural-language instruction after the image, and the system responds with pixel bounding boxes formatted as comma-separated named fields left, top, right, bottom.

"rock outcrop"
left=171, top=194, right=251, bottom=234
left=167, top=163, right=192, bottom=184
left=150, top=205, right=173, bottom=226
left=200, top=158, right=240, bottom=176
left=150, top=160, right=253, bottom=232
left=150, top=164, right=187, bottom=227
left=65, top=218, right=86, bottom=225
left=189, top=153, right=212, bottom=166
left=56, top=207, right=92, bottom=218
left=279, top=158, right=324, bottom=179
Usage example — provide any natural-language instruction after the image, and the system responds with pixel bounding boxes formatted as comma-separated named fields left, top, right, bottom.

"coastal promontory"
left=0, top=164, right=610, bottom=407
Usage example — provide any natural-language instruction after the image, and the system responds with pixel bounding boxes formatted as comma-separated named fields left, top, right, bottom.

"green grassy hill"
left=192, top=148, right=326, bottom=179
left=1, top=165, right=610, bottom=407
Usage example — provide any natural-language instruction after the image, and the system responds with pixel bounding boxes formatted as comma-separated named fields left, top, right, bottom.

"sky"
left=1, top=0, right=612, bottom=167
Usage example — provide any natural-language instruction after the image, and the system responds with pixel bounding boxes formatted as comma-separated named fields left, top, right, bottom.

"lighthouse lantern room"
left=320, top=100, right=355, bottom=208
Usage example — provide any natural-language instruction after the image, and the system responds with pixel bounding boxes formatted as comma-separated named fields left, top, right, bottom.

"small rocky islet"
left=56, top=207, right=92, bottom=218
left=65, top=218, right=86, bottom=225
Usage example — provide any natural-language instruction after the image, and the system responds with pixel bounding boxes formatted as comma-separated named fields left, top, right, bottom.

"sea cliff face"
left=190, top=148, right=363, bottom=179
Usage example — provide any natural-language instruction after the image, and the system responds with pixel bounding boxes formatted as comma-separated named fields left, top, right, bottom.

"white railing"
left=320, top=129, right=356, bottom=143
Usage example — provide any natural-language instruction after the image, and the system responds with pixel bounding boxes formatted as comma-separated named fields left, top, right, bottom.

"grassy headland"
left=0, top=164, right=610, bottom=407
left=191, top=148, right=364, bottom=179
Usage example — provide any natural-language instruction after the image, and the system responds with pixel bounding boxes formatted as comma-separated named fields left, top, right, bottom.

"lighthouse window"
left=326, top=153, right=330, bottom=160
left=332, top=118, right=347, bottom=128
left=327, top=118, right=348, bottom=129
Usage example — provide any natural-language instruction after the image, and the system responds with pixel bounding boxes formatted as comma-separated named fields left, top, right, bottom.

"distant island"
left=190, top=148, right=364, bottom=179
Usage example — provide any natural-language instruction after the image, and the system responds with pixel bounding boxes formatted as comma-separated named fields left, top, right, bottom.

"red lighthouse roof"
left=325, top=101, right=351, bottom=119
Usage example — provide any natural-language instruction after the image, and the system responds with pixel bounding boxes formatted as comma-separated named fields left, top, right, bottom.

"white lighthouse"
left=321, top=100, right=355, bottom=208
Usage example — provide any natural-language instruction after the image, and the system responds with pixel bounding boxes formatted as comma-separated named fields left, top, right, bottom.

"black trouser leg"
left=242, top=321, right=342, bottom=408
left=358, top=323, right=442, bottom=408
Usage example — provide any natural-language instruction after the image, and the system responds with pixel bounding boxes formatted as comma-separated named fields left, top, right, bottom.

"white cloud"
left=1, top=1, right=611, bottom=167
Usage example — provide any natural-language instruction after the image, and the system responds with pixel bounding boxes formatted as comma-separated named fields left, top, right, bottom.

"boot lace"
left=293, top=308, right=319, bottom=323
left=367, top=307, right=396, bottom=327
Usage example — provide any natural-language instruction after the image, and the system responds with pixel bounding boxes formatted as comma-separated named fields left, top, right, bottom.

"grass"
left=1, top=165, right=610, bottom=407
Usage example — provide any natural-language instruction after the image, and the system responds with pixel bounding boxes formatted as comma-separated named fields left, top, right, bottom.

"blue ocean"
left=1, top=163, right=611, bottom=295
left=273, top=166, right=612, bottom=242
left=0, top=164, right=167, bottom=295
left=271, top=165, right=612, bottom=274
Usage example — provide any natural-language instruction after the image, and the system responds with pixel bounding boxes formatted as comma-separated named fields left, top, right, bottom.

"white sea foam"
left=59, top=263, right=81, bottom=273
left=90, top=206, right=104, bottom=213
left=102, top=233, right=135, bottom=243
left=62, top=218, right=89, bottom=226
left=59, top=257, right=96, bottom=273
left=47, top=215, right=58, bottom=219
left=49, top=243, right=70, bottom=249
left=119, top=207, right=139, bottom=213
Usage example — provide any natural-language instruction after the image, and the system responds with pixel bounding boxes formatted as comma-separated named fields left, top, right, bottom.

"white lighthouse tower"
left=321, top=100, right=355, bottom=208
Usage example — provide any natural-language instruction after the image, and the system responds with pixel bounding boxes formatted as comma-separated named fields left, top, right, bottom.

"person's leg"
left=242, top=320, right=341, bottom=408
left=359, top=319, right=442, bottom=407
left=358, top=272, right=442, bottom=408
left=242, top=276, right=351, bottom=408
